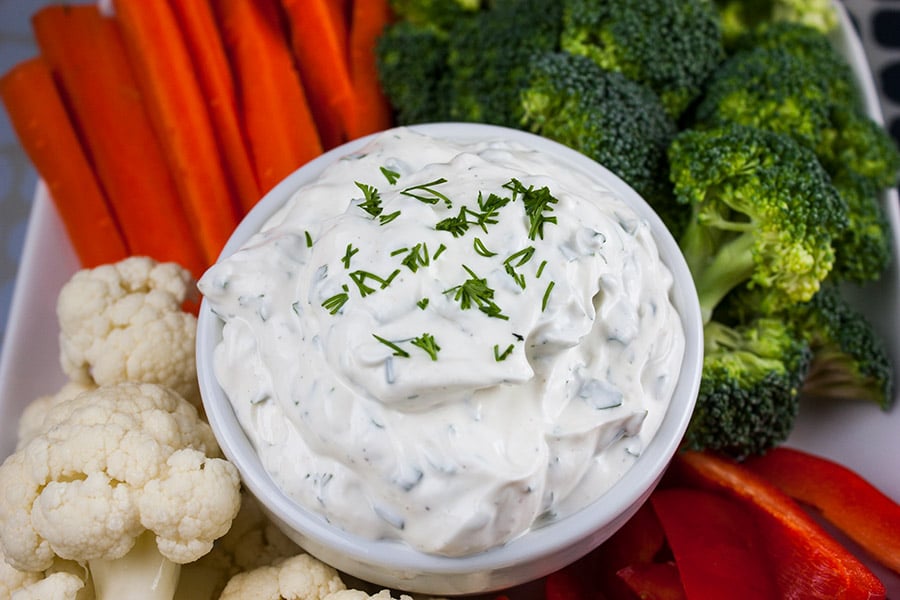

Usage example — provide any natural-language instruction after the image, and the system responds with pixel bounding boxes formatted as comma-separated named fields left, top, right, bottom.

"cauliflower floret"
left=0, top=382, right=241, bottom=599
left=0, top=545, right=91, bottom=600
left=10, top=571, right=84, bottom=600
left=176, top=491, right=301, bottom=599
left=16, top=382, right=95, bottom=450
left=56, top=256, right=201, bottom=409
left=218, top=554, right=346, bottom=600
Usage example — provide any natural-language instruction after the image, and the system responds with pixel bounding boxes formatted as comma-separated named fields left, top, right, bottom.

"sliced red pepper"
left=616, top=562, right=686, bottom=600
left=672, top=451, right=886, bottom=600
left=743, top=446, right=900, bottom=575
left=650, top=487, right=779, bottom=599
left=543, top=502, right=666, bottom=600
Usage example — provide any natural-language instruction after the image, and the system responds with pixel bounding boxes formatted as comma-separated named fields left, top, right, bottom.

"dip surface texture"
left=199, top=128, right=685, bottom=556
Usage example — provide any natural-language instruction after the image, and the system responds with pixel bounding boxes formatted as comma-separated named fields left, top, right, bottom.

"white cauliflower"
left=56, top=256, right=201, bottom=408
left=218, top=554, right=346, bottom=600
left=0, top=382, right=241, bottom=600
left=0, top=544, right=92, bottom=600
left=217, top=552, right=441, bottom=600
left=16, top=381, right=94, bottom=450
left=176, top=491, right=301, bottom=599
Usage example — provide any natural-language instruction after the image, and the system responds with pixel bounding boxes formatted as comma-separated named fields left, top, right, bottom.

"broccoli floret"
left=829, top=171, right=893, bottom=284
left=668, top=123, right=847, bottom=323
left=519, top=51, right=679, bottom=230
left=376, top=21, right=454, bottom=124
left=559, top=0, right=724, bottom=120
left=684, top=317, right=812, bottom=459
left=444, top=0, right=563, bottom=127
left=794, top=284, right=894, bottom=409
left=693, top=43, right=849, bottom=151
left=388, top=0, right=483, bottom=30
left=713, top=0, right=839, bottom=50
left=817, top=106, right=900, bottom=190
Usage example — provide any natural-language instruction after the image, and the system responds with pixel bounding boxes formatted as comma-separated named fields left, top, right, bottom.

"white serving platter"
left=0, top=0, right=897, bottom=594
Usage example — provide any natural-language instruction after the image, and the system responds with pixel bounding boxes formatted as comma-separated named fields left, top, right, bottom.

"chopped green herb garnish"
left=541, top=280, right=555, bottom=311
left=435, top=205, right=471, bottom=237
left=411, top=333, right=440, bottom=361
left=473, top=237, right=496, bottom=257
left=494, top=343, right=514, bottom=362
left=379, top=210, right=401, bottom=225
left=380, top=166, right=401, bottom=185
left=401, top=178, right=452, bottom=207
left=536, top=259, right=548, bottom=279
left=304, top=231, right=313, bottom=247
left=390, top=247, right=407, bottom=256
left=322, top=285, right=350, bottom=314
left=342, top=244, right=358, bottom=269
left=444, top=265, right=508, bottom=320
left=349, top=269, right=400, bottom=297
left=373, top=334, right=410, bottom=358
left=416, top=298, right=429, bottom=310
left=471, top=191, right=511, bottom=233
left=355, top=181, right=383, bottom=217
left=400, top=243, right=430, bottom=272
left=504, top=178, right=558, bottom=240
left=432, top=243, right=447, bottom=260
left=503, top=246, right=535, bottom=290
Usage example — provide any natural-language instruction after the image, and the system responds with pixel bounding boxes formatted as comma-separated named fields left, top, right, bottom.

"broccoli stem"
left=90, top=531, right=181, bottom=600
left=687, top=231, right=756, bottom=324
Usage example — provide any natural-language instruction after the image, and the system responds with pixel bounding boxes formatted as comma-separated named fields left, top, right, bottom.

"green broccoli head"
left=685, top=317, right=812, bottom=459
left=376, top=21, right=454, bottom=125
left=693, top=43, right=845, bottom=151
left=817, top=106, right=900, bottom=190
left=795, top=284, right=894, bottom=409
left=668, top=123, right=847, bottom=323
left=520, top=51, right=679, bottom=228
left=444, top=0, right=563, bottom=127
left=388, top=0, right=483, bottom=31
left=714, top=0, right=839, bottom=49
left=559, top=0, right=724, bottom=120
left=828, top=170, right=893, bottom=284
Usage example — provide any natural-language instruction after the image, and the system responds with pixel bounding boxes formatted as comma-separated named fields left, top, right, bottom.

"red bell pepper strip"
left=673, top=451, right=886, bottom=600
left=743, top=446, right=900, bottom=574
left=544, top=502, right=666, bottom=600
left=650, top=487, right=779, bottom=599
left=616, top=562, right=687, bottom=600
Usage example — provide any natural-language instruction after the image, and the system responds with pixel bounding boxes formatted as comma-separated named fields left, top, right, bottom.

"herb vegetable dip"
left=199, top=127, right=685, bottom=557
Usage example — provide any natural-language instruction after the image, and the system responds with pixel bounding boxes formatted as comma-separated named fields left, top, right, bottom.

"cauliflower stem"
left=90, top=531, right=179, bottom=600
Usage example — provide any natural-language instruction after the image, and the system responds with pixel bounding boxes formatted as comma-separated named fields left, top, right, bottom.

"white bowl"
left=196, top=122, right=703, bottom=595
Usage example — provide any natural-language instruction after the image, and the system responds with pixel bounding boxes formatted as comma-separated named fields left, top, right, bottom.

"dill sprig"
left=435, top=205, right=471, bottom=237
left=400, top=243, right=430, bottom=272
left=349, top=269, right=400, bottom=297
left=380, top=166, right=401, bottom=185
left=355, top=181, right=383, bottom=217
left=401, top=178, right=452, bottom=207
left=373, top=334, right=410, bottom=358
left=503, top=246, right=535, bottom=289
left=411, top=333, right=441, bottom=361
left=504, top=178, right=558, bottom=240
left=444, top=265, right=508, bottom=320
left=322, top=284, right=350, bottom=314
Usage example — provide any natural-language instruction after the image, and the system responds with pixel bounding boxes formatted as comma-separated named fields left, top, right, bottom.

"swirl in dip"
left=199, top=128, right=685, bottom=557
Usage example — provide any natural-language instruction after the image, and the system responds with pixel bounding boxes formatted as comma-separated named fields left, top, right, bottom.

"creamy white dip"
left=199, top=128, right=685, bottom=557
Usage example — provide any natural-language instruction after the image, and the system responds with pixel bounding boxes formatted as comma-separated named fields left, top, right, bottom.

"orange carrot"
left=0, top=57, right=129, bottom=268
left=32, top=4, right=207, bottom=278
left=281, top=0, right=355, bottom=150
left=168, top=0, right=261, bottom=213
left=346, top=0, right=394, bottom=138
left=213, top=0, right=323, bottom=194
left=113, top=0, right=241, bottom=263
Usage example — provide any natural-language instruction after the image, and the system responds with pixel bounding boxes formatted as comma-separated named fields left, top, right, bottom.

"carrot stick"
left=31, top=4, right=207, bottom=278
left=213, top=0, right=323, bottom=194
left=0, top=57, right=129, bottom=268
left=346, top=0, right=394, bottom=139
left=281, top=0, right=355, bottom=150
left=168, top=0, right=261, bottom=214
left=112, top=0, right=241, bottom=263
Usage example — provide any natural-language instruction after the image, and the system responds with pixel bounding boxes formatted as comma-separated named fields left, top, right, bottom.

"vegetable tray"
left=0, top=0, right=897, bottom=595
